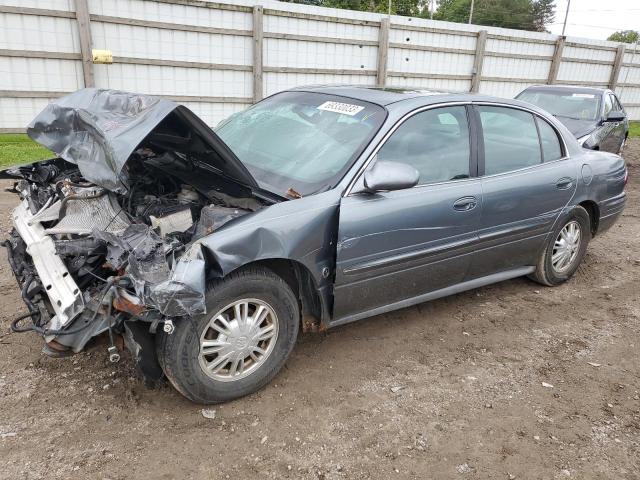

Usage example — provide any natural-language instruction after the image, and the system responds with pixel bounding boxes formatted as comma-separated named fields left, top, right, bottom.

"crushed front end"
left=2, top=88, right=266, bottom=381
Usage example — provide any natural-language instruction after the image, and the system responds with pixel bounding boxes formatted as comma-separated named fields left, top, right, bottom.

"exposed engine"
left=1, top=87, right=282, bottom=384
left=3, top=148, right=258, bottom=366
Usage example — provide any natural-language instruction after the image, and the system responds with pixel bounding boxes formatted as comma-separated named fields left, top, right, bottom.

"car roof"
left=519, top=84, right=609, bottom=96
left=288, top=84, right=506, bottom=107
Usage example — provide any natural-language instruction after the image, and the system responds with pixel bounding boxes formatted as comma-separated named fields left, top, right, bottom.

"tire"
left=156, top=266, right=299, bottom=404
left=530, top=206, right=591, bottom=286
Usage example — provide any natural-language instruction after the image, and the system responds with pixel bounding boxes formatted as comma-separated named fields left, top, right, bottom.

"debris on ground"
left=201, top=409, right=216, bottom=420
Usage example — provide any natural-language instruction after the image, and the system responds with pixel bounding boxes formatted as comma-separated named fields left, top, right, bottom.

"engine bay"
left=3, top=146, right=263, bottom=359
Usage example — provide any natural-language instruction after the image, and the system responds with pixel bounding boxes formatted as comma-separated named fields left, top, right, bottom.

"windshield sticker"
left=317, top=101, right=365, bottom=116
left=572, top=93, right=596, bottom=98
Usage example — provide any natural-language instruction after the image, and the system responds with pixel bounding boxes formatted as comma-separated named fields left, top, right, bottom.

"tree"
left=531, top=0, right=555, bottom=32
left=283, top=0, right=425, bottom=16
left=607, top=30, right=639, bottom=44
left=281, top=0, right=555, bottom=28
left=432, top=0, right=555, bottom=32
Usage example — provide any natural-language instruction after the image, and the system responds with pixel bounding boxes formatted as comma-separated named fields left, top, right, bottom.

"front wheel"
left=156, top=267, right=300, bottom=404
left=530, top=206, right=591, bottom=286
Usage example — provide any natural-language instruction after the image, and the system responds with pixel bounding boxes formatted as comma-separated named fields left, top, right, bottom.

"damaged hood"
left=27, top=88, right=258, bottom=192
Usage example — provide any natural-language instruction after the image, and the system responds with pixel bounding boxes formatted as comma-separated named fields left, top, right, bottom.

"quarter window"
left=478, top=106, right=541, bottom=175
left=536, top=117, right=563, bottom=162
left=376, top=106, right=471, bottom=185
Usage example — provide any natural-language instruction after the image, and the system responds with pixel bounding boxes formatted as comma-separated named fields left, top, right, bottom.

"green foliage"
left=607, top=30, right=639, bottom=44
left=0, top=134, right=53, bottom=169
left=433, top=0, right=554, bottom=31
left=283, top=0, right=557, bottom=30
left=314, top=0, right=426, bottom=16
left=531, top=0, right=554, bottom=32
left=629, top=121, right=640, bottom=139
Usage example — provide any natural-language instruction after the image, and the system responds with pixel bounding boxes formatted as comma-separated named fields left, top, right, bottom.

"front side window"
left=479, top=106, right=541, bottom=175
left=216, top=91, right=386, bottom=196
left=612, top=95, right=624, bottom=112
left=604, top=94, right=614, bottom=116
left=536, top=117, right=563, bottom=162
left=376, top=106, right=471, bottom=185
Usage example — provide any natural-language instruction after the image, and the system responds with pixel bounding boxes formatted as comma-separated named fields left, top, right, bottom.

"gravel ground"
left=0, top=141, right=639, bottom=480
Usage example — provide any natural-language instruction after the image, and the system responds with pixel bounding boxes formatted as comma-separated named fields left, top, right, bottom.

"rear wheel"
left=530, top=206, right=591, bottom=286
left=156, top=267, right=299, bottom=404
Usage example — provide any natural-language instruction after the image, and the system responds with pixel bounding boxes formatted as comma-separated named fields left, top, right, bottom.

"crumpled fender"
left=157, top=190, right=341, bottom=317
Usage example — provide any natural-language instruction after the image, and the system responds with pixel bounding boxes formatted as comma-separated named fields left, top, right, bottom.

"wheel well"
left=237, top=259, right=325, bottom=332
left=579, top=200, right=600, bottom=236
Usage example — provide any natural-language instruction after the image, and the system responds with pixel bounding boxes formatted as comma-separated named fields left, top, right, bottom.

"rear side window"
left=377, top=106, right=471, bottom=185
left=478, top=106, right=541, bottom=175
left=536, top=117, right=563, bottom=162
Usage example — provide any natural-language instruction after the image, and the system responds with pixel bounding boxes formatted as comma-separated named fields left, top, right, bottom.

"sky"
left=548, top=0, right=640, bottom=41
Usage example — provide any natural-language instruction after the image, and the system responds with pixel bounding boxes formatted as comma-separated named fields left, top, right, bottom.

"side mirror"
left=361, top=160, right=419, bottom=193
left=604, top=110, right=625, bottom=122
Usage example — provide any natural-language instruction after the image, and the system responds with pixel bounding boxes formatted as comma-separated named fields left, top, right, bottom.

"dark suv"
left=516, top=85, right=628, bottom=154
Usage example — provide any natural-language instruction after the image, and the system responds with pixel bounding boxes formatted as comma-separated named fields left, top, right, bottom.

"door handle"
left=453, top=196, right=478, bottom=211
left=555, top=177, right=573, bottom=190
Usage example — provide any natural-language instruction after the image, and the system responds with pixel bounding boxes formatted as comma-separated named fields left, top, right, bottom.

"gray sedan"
left=516, top=85, right=629, bottom=153
left=3, top=86, right=627, bottom=403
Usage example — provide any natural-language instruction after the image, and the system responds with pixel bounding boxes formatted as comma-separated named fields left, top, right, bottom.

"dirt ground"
left=0, top=142, right=639, bottom=480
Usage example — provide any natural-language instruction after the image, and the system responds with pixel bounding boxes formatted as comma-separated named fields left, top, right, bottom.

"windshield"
left=215, top=91, right=386, bottom=196
left=517, top=90, right=601, bottom=121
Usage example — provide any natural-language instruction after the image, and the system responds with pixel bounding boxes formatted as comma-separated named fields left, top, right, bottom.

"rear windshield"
left=517, top=90, right=601, bottom=121
left=215, top=91, right=386, bottom=196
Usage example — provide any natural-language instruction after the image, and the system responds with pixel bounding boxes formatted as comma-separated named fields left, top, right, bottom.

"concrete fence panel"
left=0, top=0, right=638, bottom=132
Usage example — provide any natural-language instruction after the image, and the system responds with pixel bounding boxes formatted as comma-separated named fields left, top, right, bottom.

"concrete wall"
left=0, top=0, right=638, bottom=131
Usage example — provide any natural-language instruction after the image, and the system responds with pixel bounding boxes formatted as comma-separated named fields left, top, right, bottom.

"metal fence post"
left=609, top=44, right=626, bottom=90
left=547, top=36, right=565, bottom=84
left=376, top=18, right=390, bottom=88
left=74, top=0, right=94, bottom=88
left=252, top=5, right=264, bottom=102
left=470, top=30, right=486, bottom=93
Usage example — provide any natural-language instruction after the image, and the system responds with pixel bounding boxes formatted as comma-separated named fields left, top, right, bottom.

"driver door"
left=332, top=105, right=482, bottom=322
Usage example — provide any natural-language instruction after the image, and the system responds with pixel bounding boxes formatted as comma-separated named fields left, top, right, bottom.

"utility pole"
left=430, top=0, right=434, bottom=19
left=468, top=0, right=475, bottom=24
left=561, top=0, right=571, bottom=36
left=388, top=0, right=391, bottom=16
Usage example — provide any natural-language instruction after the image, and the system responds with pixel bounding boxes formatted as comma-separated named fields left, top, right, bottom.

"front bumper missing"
left=12, top=200, right=84, bottom=328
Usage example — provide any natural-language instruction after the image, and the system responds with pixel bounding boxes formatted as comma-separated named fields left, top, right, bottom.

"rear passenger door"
left=466, top=105, right=577, bottom=279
